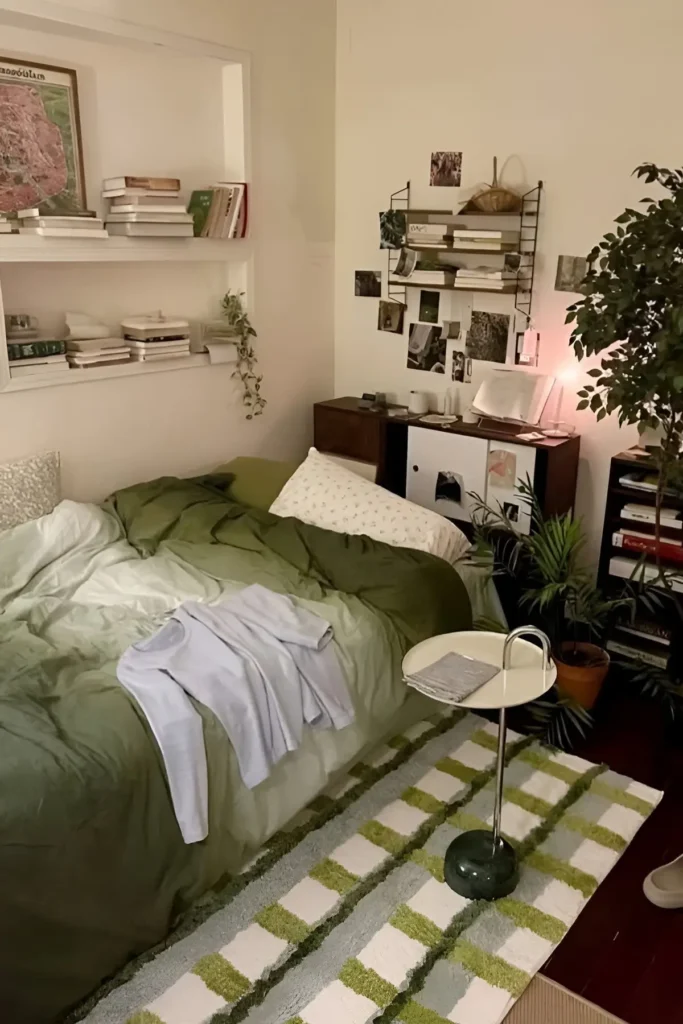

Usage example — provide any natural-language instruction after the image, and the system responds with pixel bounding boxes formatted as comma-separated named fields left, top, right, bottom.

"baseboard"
left=505, top=975, right=627, bottom=1024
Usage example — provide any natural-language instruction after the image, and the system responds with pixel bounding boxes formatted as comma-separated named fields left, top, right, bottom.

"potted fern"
left=471, top=480, right=636, bottom=709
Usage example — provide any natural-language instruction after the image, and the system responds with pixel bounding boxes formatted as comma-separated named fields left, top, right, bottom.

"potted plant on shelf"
left=471, top=480, right=639, bottom=711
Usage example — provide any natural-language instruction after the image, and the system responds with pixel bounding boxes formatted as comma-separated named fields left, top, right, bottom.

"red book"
left=613, top=531, right=683, bottom=563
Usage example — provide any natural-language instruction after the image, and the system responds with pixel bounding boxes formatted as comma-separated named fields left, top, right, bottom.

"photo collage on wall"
left=363, top=152, right=521, bottom=378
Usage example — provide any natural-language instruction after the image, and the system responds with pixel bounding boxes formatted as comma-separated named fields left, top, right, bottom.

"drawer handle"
left=412, top=464, right=419, bottom=472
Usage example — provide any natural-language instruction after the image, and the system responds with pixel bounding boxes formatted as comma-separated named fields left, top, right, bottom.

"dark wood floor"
left=541, top=686, right=683, bottom=1023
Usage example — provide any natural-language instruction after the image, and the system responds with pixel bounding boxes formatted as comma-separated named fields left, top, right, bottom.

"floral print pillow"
left=270, top=447, right=469, bottom=565
left=0, top=451, right=61, bottom=531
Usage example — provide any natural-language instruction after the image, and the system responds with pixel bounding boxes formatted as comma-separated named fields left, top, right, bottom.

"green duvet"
left=0, top=476, right=470, bottom=1023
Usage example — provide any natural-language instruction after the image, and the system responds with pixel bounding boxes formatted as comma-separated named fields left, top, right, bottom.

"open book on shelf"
left=471, top=368, right=555, bottom=426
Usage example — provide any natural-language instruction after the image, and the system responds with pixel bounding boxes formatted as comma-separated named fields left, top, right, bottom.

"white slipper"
left=643, top=853, right=683, bottom=908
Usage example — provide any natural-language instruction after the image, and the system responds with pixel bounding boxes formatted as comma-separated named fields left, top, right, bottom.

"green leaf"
left=576, top=400, right=589, bottom=410
left=586, top=368, right=602, bottom=377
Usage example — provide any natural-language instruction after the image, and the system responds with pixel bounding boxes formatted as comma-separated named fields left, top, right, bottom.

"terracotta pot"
left=553, top=642, right=610, bottom=710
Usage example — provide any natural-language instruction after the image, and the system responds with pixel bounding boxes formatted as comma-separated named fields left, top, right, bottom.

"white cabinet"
left=485, top=440, right=537, bottom=535
left=406, top=426, right=538, bottom=534
left=407, top=427, right=488, bottom=524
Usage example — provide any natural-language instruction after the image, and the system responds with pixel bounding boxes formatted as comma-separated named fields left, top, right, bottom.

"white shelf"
left=0, top=236, right=250, bottom=264
left=3, top=353, right=225, bottom=391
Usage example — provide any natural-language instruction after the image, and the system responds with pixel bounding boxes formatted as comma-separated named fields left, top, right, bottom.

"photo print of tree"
left=466, top=311, right=510, bottom=363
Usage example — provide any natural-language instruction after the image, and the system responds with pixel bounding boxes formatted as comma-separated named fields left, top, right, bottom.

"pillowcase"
left=214, top=457, right=300, bottom=511
left=0, top=451, right=61, bottom=531
left=270, top=447, right=469, bottom=565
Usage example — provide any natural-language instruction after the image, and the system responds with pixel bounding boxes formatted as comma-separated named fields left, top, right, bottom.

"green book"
left=7, top=340, right=66, bottom=361
left=187, top=190, right=215, bottom=237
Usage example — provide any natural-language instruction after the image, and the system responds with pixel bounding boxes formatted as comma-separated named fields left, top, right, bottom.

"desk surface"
left=316, top=396, right=579, bottom=450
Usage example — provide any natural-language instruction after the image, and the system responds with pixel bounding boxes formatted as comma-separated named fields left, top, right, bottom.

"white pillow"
left=270, top=447, right=469, bottom=565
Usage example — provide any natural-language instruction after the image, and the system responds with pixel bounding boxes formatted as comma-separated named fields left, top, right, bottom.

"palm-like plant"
left=470, top=478, right=633, bottom=659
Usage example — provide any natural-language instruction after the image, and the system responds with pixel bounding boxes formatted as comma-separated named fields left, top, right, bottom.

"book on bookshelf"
left=10, top=360, right=68, bottom=377
left=20, top=216, right=103, bottom=231
left=102, top=188, right=181, bottom=199
left=612, top=531, right=683, bottom=563
left=407, top=223, right=449, bottom=240
left=609, top=555, right=683, bottom=591
left=620, top=503, right=682, bottom=527
left=105, top=212, right=193, bottom=224
left=187, top=184, right=248, bottom=239
left=129, top=350, right=190, bottom=362
left=617, top=621, right=672, bottom=646
left=447, top=227, right=519, bottom=241
left=103, top=176, right=181, bottom=191
left=66, top=337, right=129, bottom=353
left=390, top=271, right=456, bottom=287
left=19, top=226, right=109, bottom=239
left=7, top=340, right=66, bottom=360
left=67, top=350, right=130, bottom=367
left=6, top=353, right=66, bottom=367
left=121, top=317, right=190, bottom=341
left=110, top=202, right=188, bottom=214
left=457, top=265, right=518, bottom=280
left=452, top=278, right=515, bottom=291
left=126, top=339, right=190, bottom=352
left=106, top=222, right=193, bottom=237
left=606, top=638, right=668, bottom=670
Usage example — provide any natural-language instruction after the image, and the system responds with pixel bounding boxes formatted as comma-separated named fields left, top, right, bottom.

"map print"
left=0, top=60, right=85, bottom=214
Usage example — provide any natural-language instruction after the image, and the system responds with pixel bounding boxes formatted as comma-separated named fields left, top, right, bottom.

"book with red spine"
left=613, top=530, right=683, bottom=563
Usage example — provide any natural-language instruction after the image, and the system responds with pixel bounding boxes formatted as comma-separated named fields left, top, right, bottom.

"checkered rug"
left=84, top=709, right=661, bottom=1024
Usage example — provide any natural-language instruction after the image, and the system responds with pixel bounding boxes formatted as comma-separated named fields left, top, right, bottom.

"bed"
left=0, top=463, right=472, bottom=1024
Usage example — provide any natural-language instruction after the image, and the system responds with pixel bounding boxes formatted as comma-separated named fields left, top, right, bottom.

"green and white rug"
left=84, top=709, right=661, bottom=1024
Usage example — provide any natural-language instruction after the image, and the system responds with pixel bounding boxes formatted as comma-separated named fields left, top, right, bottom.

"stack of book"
left=103, top=177, right=193, bottom=237
left=17, top=210, right=108, bottom=239
left=450, top=228, right=519, bottom=252
left=67, top=338, right=131, bottom=369
left=121, top=317, right=192, bottom=362
left=406, top=222, right=449, bottom=248
left=614, top=503, right=683, bottom=561
left=188, top=183, right=248, bottom=238
left=0, top=214, right=12, bottom=235
left=454, top=265, right=518, bottom=292
left=8, top=338, right=67, bottom=379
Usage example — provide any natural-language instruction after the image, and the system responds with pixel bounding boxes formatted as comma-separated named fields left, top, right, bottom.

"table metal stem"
left=492, top=706, right=507, bottom=847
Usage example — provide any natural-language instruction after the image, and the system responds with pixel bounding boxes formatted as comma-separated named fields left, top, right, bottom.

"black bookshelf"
left=598, top=448, right=682, bottom=671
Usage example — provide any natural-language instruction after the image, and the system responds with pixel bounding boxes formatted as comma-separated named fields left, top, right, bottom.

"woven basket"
left=471, top=157, right=521, bottom=213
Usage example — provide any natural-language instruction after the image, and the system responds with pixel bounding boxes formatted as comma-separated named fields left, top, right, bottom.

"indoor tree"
left=568, top=163, right=683, bottom=717
left=567, top=163, right=683, bottom=549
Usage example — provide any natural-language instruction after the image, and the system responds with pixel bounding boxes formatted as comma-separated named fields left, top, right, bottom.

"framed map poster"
left=0, top=57, right=86, bottom=214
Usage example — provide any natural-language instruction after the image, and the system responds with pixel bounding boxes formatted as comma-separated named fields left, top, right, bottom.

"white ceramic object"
left=402, top=630, right=556, bottom=710
left=408, top=391, right=429, bottom=415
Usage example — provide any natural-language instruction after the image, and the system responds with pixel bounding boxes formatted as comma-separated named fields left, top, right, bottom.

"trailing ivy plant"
left=221, top=291, right=266, bottom=419
left=566, top=163, right=683, bottom=554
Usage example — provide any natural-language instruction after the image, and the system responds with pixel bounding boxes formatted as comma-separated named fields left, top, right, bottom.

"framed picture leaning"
left=0, top=56, right=87, bottom=214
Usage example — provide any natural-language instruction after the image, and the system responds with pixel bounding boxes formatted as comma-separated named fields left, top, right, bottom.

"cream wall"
left=335, top=0, right=683, bottom=557
left=0, top=0, right=335, bottom=500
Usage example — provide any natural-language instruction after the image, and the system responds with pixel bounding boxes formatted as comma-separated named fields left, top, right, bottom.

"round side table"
left=402, top=626, right=555, bottom=901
